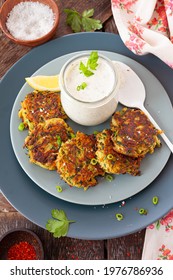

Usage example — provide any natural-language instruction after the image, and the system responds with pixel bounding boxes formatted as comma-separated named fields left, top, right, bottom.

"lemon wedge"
left=25, top=75, right=60, bottom=92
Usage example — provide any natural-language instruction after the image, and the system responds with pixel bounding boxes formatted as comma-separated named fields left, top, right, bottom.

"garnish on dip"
left=77, top=82, right=87, bottom=91
left=76, top=51, right=99, bottom=91
left=79, top=51, right=99, bottom=77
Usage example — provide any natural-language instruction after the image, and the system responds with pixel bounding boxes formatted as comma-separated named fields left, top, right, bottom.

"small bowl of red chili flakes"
left=0, top=228, right=44, bottom=260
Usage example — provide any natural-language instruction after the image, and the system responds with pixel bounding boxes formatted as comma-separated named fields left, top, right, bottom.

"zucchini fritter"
left=18, top=90, right=67, bottom=130
left=111, top=108, right=161, bottom=157
left=56, top=131, right=105, bottom=190
left=24, top=118, right=74, bottom=170
left=96, top=129, right=142, bottom=176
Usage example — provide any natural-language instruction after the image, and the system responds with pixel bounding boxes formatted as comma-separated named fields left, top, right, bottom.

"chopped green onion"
left=105, top=174, right=113, bottom=182
left=70, top=133, right=75, bottom=139
left=152, top=196, right=159, bottom=205
left=77, top=82, right=87, bottom=91
left=57, top=135, right=62, bottom=147
left=107, top=154, right=114, bottom=160
left=139, top=208, right=148, bottom=215
left=93, top=130, right=99, bottom=135
left=113, top=131, right=118, bottom=137
left=115, top=213, right=124, bottom=221
left=56, top=186, right=63, bottom=193
left=18, top=122, right=25, bottom=131
left=90, top=158, right=97, bottom=165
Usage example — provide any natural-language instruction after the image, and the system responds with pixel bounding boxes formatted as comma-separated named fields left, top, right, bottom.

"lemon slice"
left=25, top=75, right=60, bottom=92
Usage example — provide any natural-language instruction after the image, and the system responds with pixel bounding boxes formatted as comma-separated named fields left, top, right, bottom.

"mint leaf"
left=46, top=209, right=75, bottom=238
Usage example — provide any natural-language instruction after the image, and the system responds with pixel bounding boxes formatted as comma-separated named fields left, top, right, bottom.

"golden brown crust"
left=111, top=108, right=161, bottom=157
left=96, top=129, right=142, bottom=175
left=24, top=118, right=74, bottom=170
left=56, top=131, right=105, bottom=190
left=18, top=90, right=67, bottom=130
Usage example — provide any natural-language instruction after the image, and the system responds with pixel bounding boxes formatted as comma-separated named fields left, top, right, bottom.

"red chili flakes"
left=7, top=241, right=37, bottom=260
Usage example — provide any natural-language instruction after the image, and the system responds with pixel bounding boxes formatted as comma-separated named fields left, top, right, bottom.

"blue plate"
left=0, top=33, right=173, bottom=239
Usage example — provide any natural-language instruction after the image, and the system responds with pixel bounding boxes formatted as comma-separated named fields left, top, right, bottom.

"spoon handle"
left=139, top=105, right=173, bottom=153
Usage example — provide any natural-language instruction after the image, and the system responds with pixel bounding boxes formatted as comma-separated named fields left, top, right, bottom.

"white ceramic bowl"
left=59, top=51, right=120, bottom=126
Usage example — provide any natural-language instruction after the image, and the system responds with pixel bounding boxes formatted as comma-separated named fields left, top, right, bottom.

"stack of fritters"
left=96, top=107, right=161, bottom=176
left=96, top=129, right=142, bottom=176
left=19, top=90, right=104, bottom=190
left=111, top=108, right=161, bottom=158
left=24, top=118, right=74, bottom=170
left=18, top=90, right=67, bottom=130
left=56, top=131, right=105, bottom=190
left=19, top=90, right=74, bottom=170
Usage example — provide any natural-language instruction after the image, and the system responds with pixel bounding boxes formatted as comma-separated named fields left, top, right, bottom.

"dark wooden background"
left=0, top=0, right=146, bottom=260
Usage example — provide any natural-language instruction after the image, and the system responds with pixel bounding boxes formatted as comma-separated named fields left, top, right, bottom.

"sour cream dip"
left=59, top=52, right=120, bottom=126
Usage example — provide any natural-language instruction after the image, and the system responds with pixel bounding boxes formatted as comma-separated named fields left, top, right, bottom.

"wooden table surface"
left=0, top=0, right=146, bottom=260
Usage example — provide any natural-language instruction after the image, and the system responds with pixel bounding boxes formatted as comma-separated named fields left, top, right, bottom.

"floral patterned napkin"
left=111, top=0, right=173, bottom=68
left=142, top=210, right=173, bottom=260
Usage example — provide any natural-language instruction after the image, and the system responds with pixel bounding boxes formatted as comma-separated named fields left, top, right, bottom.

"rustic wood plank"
left=104, top=16, right=119, bottom=34
left=107, top=230, right=146, bottom=260
left=0, top=212, right=105, bottom=259
left=0, top=194, right=16, bottom=213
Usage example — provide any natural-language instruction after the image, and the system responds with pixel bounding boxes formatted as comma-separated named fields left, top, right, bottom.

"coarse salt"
left=6, top=1, right=55, bottom=41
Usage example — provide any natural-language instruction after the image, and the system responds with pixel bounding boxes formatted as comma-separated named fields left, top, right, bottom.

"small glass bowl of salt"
left=0, top=0, right=60, bottom=47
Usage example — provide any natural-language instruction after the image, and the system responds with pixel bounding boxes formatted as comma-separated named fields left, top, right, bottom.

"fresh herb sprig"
left=87, top=51, right=99, bottom=70
left=79, top=51, right=99, bottom=77
left=64, top=8, right=102, bottom=33
left=79, top=62, right=94, bottom=77
left=46, top=209, right=75, bottom=238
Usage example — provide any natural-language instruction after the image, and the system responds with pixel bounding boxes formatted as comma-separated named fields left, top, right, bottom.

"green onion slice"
left=57, top=135, right=62, bottom=147
left=18, top=122, right=25, bottom=131
left=90, top=158, right=98, bottom=165
left=152, top=196, right=159, bottom=205
left=139, top=208, right=148, bottom=215
left=56, top=186, right=63, bottom=193
left=105, top=174, right=113, bottom=182
left=115, top=213, right=124, bottom=221
left=107, top=154, right=114, bottom=160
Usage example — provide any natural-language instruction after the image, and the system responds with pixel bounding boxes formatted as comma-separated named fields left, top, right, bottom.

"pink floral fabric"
left=142, top=210, right=173, bottom=260
left=111, top=0, right=173, bottom=68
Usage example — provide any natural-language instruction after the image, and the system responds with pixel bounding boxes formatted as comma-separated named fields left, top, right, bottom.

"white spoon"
left=113, top=61, right=173, bottom=153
